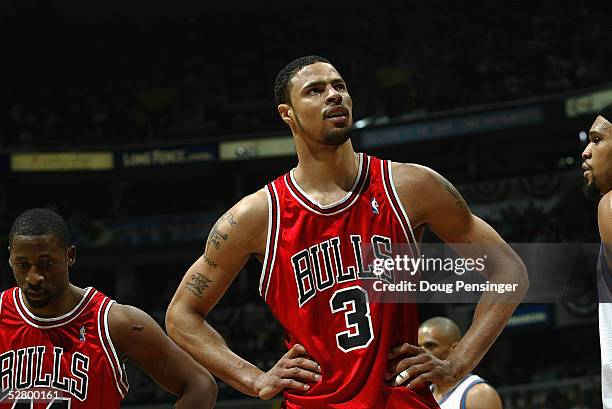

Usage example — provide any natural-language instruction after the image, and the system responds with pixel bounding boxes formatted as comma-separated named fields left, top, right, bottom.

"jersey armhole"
left=97, top=298, right=130, bottom=398
left=259, top=182, right=280, bottom=302
left=0, top=291, right=4, bottom=321
left=381, top=160, right=420, bottom=256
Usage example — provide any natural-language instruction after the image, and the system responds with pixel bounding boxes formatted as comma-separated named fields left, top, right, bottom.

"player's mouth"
left=324, top=106, right=350, bottom=124
left=582, top=163, right=592, bottom=177
left=26, top=289, right=48, bottom=299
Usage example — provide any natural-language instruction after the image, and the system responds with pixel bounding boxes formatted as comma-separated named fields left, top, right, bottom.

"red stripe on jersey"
left=97, top=298, right=129, bottom=397
left=13, top=287, right=98, bottom=329
left=284, top=154, right=371, bottom=215
left=260, top=182, right=280, bottom=300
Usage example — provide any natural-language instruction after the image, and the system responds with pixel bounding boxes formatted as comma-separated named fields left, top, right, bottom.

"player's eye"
left=336, top=83, right=346, bottom=91
left=39, top=261, right=54, bottom=268
left=308, top=88, right=321, bottom=96
left=16, top=262, right=31, bottom=271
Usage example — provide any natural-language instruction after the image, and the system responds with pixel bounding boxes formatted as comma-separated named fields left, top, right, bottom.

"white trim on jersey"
left=259, top=183, right=281, bottom=301
left=600, top=302, right=612, bottom=408
left=0, top=290, right=4, bottom=320
left=289, top=153, right=364, bottom=209
left=387, top=161, right=420, bottom=255
left=380, top=161, right=417, bottom=258
left=97, top=299, right=129, bottom=398
left=284, top=155, right=371, bottom=216
left=14, top=287, right=97, bottom=329
left=433, top=373, right=486, bottom=409
left=264, top=183, right=282, bottom=302
left=259, top=187, right=274, bottom=298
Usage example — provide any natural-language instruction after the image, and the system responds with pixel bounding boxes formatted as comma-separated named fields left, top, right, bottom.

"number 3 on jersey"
left=330, top=286, right=374, bottom=352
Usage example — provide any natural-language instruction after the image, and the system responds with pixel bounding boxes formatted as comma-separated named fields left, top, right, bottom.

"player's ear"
left=66, top=245, right=77, bottom=267
left=278, top=104, right=293, bottom=126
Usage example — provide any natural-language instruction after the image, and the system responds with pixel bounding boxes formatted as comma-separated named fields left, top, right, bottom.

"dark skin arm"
left=166, top=189, right=321, bottom=399
left=599, top=191, right=612, bottom=271
left=109, top=303, right=217, bottom=409
left=387, top=163, right=528, bottom=388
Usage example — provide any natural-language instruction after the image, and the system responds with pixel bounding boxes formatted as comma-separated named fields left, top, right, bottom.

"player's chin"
left=322, top=129, right=352, bottom=146
left=582, top=178, right=601, bottom=200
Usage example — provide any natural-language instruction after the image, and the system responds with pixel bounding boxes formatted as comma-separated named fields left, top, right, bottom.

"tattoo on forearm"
left=185, top=272, right=213, bottom=297
left=225, top=211, right=237, bottom=227
left=203, top=253, right=218, bottom=268
left=207, top=211, right=237, bottom=249
left=440, top=177, right=467, bottom=210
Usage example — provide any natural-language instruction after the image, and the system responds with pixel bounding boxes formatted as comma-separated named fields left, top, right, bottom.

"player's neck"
left=23, top=284, right=86, bottom=318
left=293, top=140, right=360, bottom=198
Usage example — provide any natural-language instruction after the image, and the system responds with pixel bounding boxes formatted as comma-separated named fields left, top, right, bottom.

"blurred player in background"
left=0, top=208, right=217, bottom=408
left=418, top=317, right=502, bottom=409
left=166, top=55, right=528, bottom=408
left=582, top=103, right=612, bottom=408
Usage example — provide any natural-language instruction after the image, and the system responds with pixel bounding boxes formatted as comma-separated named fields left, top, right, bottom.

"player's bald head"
left=420, top=317, right=461, bottom=343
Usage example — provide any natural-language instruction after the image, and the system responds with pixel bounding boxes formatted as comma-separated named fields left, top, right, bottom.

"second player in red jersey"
left=1, top=208, right=217, bottom=409
left=167, top=56, right=528, bottom=409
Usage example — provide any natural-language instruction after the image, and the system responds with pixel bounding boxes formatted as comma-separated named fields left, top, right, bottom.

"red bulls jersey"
left=0, top=287, right=128, bottom=408
left=260, top=153, right=439, bottom=409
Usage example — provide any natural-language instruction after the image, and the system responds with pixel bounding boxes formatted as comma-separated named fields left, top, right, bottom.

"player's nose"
left=325, top=86, right=342, bottom=104
left=581, top=144, right=592, bottom=160
left=25, top=268, right=45, bottom=286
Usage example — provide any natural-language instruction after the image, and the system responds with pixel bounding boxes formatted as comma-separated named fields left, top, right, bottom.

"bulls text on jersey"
left=0, top=346, right=89, bottom=401
left=291, top=234, right=395, bottom=306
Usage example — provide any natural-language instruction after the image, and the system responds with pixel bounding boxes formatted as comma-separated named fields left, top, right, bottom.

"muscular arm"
left=166, top=189, right=320, bottom=399
left=392, top=163, right=528, bottom=383
left=465, top=383, right=503, bottom=409
left=108, top=303, right=217, bottom=409
left=166, top=190, right=268, bottom=396
left=599, top=191, right=612, bottom=271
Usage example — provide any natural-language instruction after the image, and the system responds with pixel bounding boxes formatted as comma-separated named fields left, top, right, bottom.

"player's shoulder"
left=224, top=188, right=269, bottom=235
left=465, top=382, right=502, bottom=409
left=232, top=188, right=268, bottom=218
left=107, top=302, right=150, bottom=332
left=389, top=162, right=440, bottom=185
left=599, top=191, right=612, bottom=241
left=598, top=190, right=612, bottom=219
left=106, top=303, right=158, bottom=356
left=388, top=161, right=453, bottom=201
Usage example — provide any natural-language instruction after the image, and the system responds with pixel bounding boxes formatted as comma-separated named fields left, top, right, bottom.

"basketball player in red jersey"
left=1, top=208, right=216, bottom=408
left=166, top=56, right=528, bottom=408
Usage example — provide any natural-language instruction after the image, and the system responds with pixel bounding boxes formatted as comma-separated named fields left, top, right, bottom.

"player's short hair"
left=9, top=208, right=71, bottom=249
left=274, top=55, right=331, bottom=106
left=599, top=102, right=612, bottom=124
left=420, top=316, right=461, bottom=342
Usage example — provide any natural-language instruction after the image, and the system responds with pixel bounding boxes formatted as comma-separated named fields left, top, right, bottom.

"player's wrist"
left=247, top=368, right=267, bottom=397
left=445, top=354, right=468, bottom=382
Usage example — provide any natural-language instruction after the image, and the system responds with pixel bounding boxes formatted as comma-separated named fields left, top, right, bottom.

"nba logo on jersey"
left=79, top=326, right=87, bottom=342
left=371, top=197, right=379, bottom=214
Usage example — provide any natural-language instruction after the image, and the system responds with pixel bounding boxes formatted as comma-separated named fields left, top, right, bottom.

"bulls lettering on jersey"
left=259, top=153, right=439, bottom=409
left=0, top=287, right=128, bottom=408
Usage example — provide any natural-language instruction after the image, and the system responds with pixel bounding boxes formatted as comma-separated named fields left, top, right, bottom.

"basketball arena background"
left=1, top=0, right=611, bottom=407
